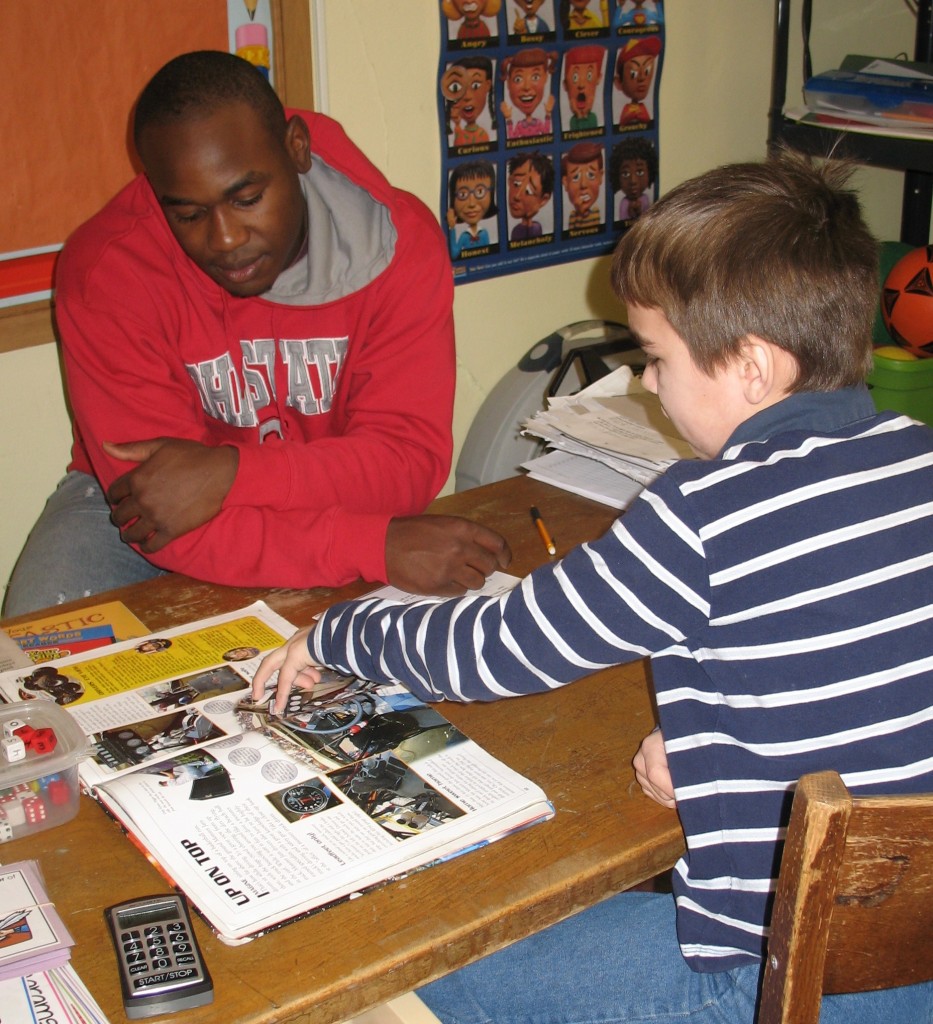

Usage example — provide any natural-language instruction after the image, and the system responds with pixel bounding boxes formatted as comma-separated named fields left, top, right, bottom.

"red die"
left=21, top=796, right=47, bottom=824
left=27, top=728, right=57, bottom=754
left=46, top=778, right=72, bottom=805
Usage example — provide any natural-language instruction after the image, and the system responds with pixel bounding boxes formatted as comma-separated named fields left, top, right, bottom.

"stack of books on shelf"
left=521, top=363, right=693, bottom=509
left=786, top=55, right=933, bottom=141
left=0, top=859, right=109, bottom=1024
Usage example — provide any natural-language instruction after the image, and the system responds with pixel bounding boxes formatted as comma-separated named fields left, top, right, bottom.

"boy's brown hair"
left=612, top=150, right=878, bottom=391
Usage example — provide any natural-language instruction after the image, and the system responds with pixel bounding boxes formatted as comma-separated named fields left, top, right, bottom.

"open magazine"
left=0, top=600, right=553, bottom=945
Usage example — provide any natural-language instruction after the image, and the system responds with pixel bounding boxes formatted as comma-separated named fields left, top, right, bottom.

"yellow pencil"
left=530, top=506, right=556, bottom=556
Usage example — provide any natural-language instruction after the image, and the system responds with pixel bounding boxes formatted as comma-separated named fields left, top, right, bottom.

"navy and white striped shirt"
left=312, top=386, right=933, bottom=972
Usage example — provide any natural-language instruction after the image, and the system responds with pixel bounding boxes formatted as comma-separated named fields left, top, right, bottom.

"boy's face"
left=628, top=305, right=747, bottom=461
left=138, top=102, right=310, bottom=298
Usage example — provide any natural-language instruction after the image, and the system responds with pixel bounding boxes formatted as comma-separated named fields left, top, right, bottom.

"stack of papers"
left=0, top=861, right=109, bottom=1023
left=1, top=964, right=110, bottom=1024
left=522, top=365, right=693, bottom=509
left=0, top=861, right=74, bottom=980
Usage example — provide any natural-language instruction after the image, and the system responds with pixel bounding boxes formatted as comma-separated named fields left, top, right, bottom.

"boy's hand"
left=105, top=438, right=238, bottom=551
left=385, top=515, right=512, bottom=596
left=633, top=728, right=676, bottom=809
left=251, top=626, right=320, bottom=714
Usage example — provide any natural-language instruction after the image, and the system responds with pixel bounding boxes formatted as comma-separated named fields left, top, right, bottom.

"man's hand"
left=385, top=515, right=512, bottom=596
left=104, top=438, right=238, bottom=552
left=633, top=728, right=676, bottom=809
left=251, top=626, right=319, bottom=714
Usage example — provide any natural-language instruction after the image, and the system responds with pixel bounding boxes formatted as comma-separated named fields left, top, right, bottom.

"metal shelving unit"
left=767, top=0, right=933, bottom=245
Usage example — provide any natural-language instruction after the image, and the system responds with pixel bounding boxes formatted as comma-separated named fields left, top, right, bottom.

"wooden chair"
left=758, top=770, right=933, bottom=1023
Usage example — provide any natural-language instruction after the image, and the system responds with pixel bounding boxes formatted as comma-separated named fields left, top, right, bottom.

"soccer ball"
left=881, top=245, right=933, bottom=357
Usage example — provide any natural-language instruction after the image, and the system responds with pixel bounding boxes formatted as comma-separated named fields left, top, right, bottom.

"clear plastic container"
left=0, top=700, right=89, bottom=842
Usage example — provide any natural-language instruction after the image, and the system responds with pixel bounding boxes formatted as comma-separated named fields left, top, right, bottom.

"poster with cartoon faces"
left=436, top=0, right=663, bottom=281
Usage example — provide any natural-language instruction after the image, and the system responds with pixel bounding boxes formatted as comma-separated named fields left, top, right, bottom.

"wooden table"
left=1, top=476, right=684, bottom=1024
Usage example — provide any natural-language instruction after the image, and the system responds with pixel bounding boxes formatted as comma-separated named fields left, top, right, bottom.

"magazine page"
left=0, top=602, right=298, bottom=788
left=95, top=674, right=553, bottom=944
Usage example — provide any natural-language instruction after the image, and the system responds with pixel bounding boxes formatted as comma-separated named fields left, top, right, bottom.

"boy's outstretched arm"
left=633, top=728, right=676, bottom=809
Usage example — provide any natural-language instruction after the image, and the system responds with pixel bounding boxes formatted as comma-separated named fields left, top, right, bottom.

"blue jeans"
left=418, top=892, right=933, bottom=1024
left=4, top=471, right=166, bottom=617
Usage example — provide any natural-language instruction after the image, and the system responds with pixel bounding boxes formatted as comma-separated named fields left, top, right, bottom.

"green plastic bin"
left=867, top=351, right=933, bottom=426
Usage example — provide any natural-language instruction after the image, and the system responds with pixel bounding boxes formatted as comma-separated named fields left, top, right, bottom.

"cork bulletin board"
left=2, top=1, right=229, bottom=307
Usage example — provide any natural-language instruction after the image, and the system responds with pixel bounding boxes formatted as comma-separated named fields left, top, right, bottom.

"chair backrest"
left=758, top=770, right=933, bottom=1024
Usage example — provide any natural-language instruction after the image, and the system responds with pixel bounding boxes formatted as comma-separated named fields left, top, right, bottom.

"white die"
left=1, top=737, right=26, bottom=763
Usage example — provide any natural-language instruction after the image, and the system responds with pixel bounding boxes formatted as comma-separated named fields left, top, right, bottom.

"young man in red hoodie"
left=5, top=51, right=509, bottom=616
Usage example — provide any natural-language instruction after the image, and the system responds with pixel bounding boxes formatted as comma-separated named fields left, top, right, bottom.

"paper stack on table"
left=521, top=365, right=694, bottom=509
left=0, top=860, right=74, bottom=981
left=0, top=859, right=109, bottom=1022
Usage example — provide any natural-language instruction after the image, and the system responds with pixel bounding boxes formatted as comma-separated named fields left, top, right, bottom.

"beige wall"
left=0, top=0, right=921, bottom=604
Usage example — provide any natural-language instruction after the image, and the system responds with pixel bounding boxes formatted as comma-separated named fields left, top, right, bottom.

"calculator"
left=104, top=893, right=213, bottom=1019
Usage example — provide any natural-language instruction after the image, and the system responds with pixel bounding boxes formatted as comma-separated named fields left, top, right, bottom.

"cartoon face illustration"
left=452, top=171, right=494, bottom=227
left=506, top=58, right=549, bottom=117
left=507, top=153, right=553, bottom=222
left=443, top=0, right=502, bottom=37
left=614, top=36, right=661, bottom=104
left=563, top=46, right=604, bottom=122
left=567, top=0, right=603, bottom=26
left=446, top=60, right=494, bottom=129
left=515, top=0, right=547, bottom=16
left=619, top=155, right=649, bottom=201
left=562, top=144, right=604, bottom=217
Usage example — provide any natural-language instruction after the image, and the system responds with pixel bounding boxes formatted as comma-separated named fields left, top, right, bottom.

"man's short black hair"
left=133, top=50, right=287, bottom=151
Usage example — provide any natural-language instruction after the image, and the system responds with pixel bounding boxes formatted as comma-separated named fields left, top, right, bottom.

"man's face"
left=618, top=54, right=656, bottom=102
left=507, top=62, right=548, bottom=116
left=564, top=59, right=601, bottom=118
left=138, top=102, right=310, bottom=297
left=618, top=157, right=650, bottom=200
left=629, top=304, right=745, bottom=461
left=563, top=157, right=603, bottom=215
left=508, top=161, right=550, bottom=221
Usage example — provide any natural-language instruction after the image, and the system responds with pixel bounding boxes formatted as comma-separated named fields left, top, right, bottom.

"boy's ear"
left=736, top=334, right=795, bottom=405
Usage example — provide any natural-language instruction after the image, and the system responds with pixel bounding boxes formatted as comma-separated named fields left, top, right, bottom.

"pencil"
left=530, top=506, right=556, bottom=556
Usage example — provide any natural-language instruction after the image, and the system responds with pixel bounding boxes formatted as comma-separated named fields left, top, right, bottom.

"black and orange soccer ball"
left=881, top=245, right=933, bottom=357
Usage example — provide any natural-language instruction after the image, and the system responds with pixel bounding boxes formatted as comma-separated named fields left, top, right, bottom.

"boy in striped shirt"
left=255, top=151, right=933, bottom=1024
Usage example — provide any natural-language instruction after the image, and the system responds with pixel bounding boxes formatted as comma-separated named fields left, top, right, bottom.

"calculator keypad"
left=120, top=924, right=200, bottom=988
